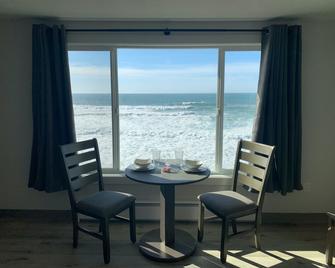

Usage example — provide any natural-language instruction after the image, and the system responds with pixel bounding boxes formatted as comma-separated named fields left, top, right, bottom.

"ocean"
left=72, top=93, right=256, bottom=170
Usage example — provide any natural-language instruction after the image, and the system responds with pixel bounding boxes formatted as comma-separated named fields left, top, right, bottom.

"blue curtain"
left=28, top=24, right=75, bottom=192
left=252, top=25, right=303, bottom=195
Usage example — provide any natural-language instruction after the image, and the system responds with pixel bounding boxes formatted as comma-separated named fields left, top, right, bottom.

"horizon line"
left=72, top=92, right=257, bottom=94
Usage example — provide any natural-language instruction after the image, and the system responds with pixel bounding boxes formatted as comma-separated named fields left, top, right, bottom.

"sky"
left=68, top=49, right=260, bottom=94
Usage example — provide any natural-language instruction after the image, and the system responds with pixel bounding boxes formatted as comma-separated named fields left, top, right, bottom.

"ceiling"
left=0, top=0, right=334, bottom=21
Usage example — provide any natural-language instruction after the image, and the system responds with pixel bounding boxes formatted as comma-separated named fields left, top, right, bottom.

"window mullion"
left=215, top=48, right=225, bottom=173
left=110, top=48, right=120, bottom=171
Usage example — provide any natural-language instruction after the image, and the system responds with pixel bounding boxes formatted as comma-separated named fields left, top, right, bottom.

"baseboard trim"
left=0, top=209, right=327, bottom=224
left=262, top=213, right=327, bottom=224
left=0, top=209, right=71, bottom=221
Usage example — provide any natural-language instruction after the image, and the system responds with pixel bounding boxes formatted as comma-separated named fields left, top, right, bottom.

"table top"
left=125, top=165, right=210, bottom=186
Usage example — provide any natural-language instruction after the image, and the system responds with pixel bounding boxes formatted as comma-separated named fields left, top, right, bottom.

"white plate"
left=184, top=160, right=203, bottom=169
left=181, top=165, right=208, bottom=173
left=128, top=163, right=155, bottom=172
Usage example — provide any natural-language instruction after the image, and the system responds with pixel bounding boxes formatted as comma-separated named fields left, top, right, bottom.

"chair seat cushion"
left=77, top=191, right=135, bottom=218
left=198, top=191, right=257, bottom=218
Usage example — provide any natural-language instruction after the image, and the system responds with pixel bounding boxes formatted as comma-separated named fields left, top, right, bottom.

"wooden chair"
left=326, top=212, right=335, bottom=266
left=60, top=138, right=136, bottom=264
left=197, top=139, right=275, bottom=263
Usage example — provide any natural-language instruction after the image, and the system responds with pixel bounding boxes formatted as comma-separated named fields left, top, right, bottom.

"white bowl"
left=184, top=159, right=203, bottom=169
left=134, top=158, right=152, bottom=168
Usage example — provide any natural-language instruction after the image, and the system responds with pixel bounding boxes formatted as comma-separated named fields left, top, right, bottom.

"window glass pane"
left=68, top=51, right=113, bottom=168
left=118, top=48, right=218, bottom=170
left=222, top=51, right=261, bottom=169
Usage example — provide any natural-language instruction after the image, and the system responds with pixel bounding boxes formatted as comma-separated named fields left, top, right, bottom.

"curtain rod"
left=66, top=28, right=265, bottom=35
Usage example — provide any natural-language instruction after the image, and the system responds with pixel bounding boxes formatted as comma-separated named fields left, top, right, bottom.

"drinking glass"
left=174, top=149, right=184, bottom=167
left=161, top=151, right=172, bottom=165
left=152, top=149, right=161, bottom=167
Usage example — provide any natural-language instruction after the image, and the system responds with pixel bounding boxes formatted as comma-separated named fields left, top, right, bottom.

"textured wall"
left=0, top=18, right=334, bottom=219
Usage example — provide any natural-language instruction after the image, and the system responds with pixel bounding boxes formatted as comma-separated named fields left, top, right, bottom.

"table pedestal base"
left=138, top=228, right=197, bottom=262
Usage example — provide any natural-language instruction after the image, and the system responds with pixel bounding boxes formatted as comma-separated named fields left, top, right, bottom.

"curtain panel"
left=28, top=24, right=75, bottom=192
left=252, top=25, right=303, bottom=195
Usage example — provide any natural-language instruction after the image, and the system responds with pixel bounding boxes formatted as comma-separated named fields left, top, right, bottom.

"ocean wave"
left=121, top=105, right=193, bottom=111
left=120, top=111, right=196, bottom=117
left=73, top=102, right=256, bottom=170
left=181, top=101, right=206, bottom=105
left=75, top=113, right=108, bottom=117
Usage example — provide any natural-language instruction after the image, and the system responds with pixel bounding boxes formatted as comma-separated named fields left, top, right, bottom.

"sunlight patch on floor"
left=203, top=250, right=259, bottom=268
left=286, top=251, right=328, bottom=265
left=202, top=249, right=242, bottom=257
left=145, top=242, right=184, bottom=258
left=202, top=249, right=219, bottom=258
left=202, top=249, right=331, bottom=267
left=266, top=250, right=294, bottom=260
left=227, top=255, right=261, bottom=268
left=242, top=251, right=283, bottom=267
left=311, top=264, right=327, bottom=268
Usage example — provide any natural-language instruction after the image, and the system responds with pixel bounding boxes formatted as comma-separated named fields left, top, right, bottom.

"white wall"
left=0, top=18, right=334, bottom=219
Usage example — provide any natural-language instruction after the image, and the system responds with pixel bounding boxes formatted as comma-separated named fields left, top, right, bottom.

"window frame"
left=68, top=44, right=261, bottom=175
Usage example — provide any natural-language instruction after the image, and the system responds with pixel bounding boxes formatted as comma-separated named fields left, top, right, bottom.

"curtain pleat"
left=252, top=25, right=303, bottom=195
left=28, top=24, right=75, bottom=193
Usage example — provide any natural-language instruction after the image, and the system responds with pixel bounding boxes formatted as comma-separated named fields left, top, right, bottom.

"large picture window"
left=68, top=47, right=260, bottom=174
left=117, top=48, right=218, bottom=170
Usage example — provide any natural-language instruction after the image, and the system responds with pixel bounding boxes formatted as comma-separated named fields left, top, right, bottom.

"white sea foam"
left=181, top=101, right=205, bottom=105
left=73, top=103, right=255, bottom=171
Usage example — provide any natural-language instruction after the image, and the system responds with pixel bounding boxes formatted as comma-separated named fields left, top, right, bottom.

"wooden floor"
left=0, top=215, right=333, bottom=267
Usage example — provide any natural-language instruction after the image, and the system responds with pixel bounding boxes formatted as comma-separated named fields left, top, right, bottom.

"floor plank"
left=0, top=216, right=333, bottom=267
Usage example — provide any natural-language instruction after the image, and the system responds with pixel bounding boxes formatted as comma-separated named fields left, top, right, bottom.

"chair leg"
left=254, top=213, right=262, bottom=250
left=129, top=201, right=136, bottom=243
left=198, top=201, right=205, bottom=242
left=101, top=219, right=110, bottom=264
left=72, top=213, right=79, bottom=248
left=220, top=218, right=229, bottom=263
left=231, top=219, right=237, bottom=235
left=326, top=221, right=335, bottom=265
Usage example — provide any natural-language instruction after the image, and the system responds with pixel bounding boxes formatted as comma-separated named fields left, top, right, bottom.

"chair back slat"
left=241, top=140, right=273, bottom=155
left=60, top=138, right=104, bottom=204
left=71, top=172, right=100, bottom=191
left=240, top=151, right=268, bottom=168
left=66, top=150, right=97, bottom=167
left=237, top=174, right=262, bottom=192
left=238, top=162, right=265, bottom=180
left=61, top=139, right=96, bottom=155
left=233, top=139, right=275, bottom=207
left=68, top=161, right=99, bottom=179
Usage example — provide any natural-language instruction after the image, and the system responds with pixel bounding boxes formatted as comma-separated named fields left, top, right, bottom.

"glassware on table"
left=174, top=149, right=184, bottom=167
left=152, top=149, right=161, bottom=167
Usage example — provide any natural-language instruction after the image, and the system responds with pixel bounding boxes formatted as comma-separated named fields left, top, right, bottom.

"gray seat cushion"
left=77, top=191, right=135, bottom=218
left=198, top=191, right=257, bottom=218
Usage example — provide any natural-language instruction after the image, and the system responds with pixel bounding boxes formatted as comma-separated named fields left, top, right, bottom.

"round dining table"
left=125, top=163, right=210, bottom=262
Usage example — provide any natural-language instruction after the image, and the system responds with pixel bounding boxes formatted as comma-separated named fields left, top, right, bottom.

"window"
left=222, top=51, right=261, bottom=170
left=68, top=51, right=113, bottom=168
left=117, top=48, right=218, bottom=170
left=68, top=47, right=260, bottom=174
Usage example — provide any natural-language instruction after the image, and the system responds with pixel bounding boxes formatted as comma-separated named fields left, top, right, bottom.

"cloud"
left=69, top=64, right=217, bottom=77
left=70, top=65, right=110, bottom=76
left=225, top=62, right=260, bottom=75
left=119, top=65, right=217, bottom=77
left=69, top=61, right=259, bottom=79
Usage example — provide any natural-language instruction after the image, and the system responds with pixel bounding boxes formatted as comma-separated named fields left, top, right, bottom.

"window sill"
left=103, top=173, right=233, bottom=186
